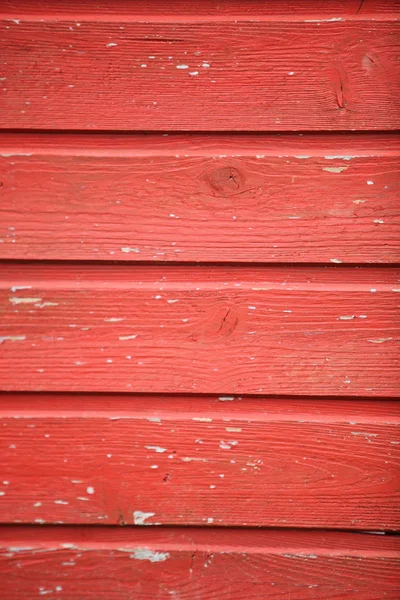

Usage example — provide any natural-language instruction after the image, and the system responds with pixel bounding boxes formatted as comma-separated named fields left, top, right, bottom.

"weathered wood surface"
left=0, top=394, right=398, bottom=529
left=1, top=133, right=399, bottom=263
left=0, top=527, right=399, bottom=600
left=1, top=7, right=399, bottom=130
left=1, top=264, right=399, bottom=395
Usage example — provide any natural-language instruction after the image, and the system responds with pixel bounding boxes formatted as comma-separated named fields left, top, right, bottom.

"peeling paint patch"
left=130, top=548, right=170, bottom=562
left=133, top=510, right=155, bottom=525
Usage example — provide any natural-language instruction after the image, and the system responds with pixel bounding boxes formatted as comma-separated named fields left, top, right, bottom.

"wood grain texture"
left=0, top=12, right=399, bottom=131
left=1, top=264, right=399, bottom=396
left=0, top=394, right=398, bottom=529
left=0, top=527, right=399, bottom=600
left=1, top=132, right=399, bottom=263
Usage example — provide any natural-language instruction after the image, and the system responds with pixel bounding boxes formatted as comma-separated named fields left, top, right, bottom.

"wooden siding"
left=0, top=394, right=398, bottom=529
left=0, top=8, right=400, bottom=131
left=1, top=527, right=399, bottom=600
left=1, top=264, right=399, bottom=395
left=0, top=132, right=399, bottom=263
left=0, top=1, right=399, bottom=598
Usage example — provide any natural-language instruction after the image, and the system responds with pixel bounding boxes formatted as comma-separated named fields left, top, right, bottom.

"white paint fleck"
left=288, top=71, right=294, bottom=75
left=367, top=338, right=392, bottom=343
left=118, top=335, right=137, bottom=341
left=34, top=502, right=42, bottom=507
left=219, top=396, right=234, bottom=401
left=367, top=180, right=374, bottom=185
left=106, top=43, right=117, bottom=47
left=373, top=219, right=384, bottom=224
left=202, top=63, right=210, bottom=68
left=133, top=510, right=155, bottom=525
left=54, top=500, right=68, bottom=505
left=189, top=71, right=199, bottom=76
left=86, top=486, right=95, bottom=495
left=324, top=156, right=354, bottom=160
left=34, top=302, right=58, bottom=308
left=330, top=258, right=342, bottom=263
left=207, top=517, right=214, bottom=523
left=192, top=417, right=212, bottom=422
left=339, top=315, right=355, bottom=320
left=370, top=288, right=377, bottom=293
left=10, top=286, right=31, bottom=292
left=9, top=297, right=42, bottom=304
left=145, top=446, right=167, bottom=453
left=323, top=166, right=348, bottom=173
left=121, top=247, right=140, bottom=253
left=176, top=64, right=189, bottom=69
left=104, top=318, right=124, bottom=322
left=0, top=335, right=26, bottom=344
left=1, top=153, right=32, bottom=157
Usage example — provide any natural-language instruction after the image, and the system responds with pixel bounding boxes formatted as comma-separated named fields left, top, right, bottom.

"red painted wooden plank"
left=0, top=394, right=398, bottom=529
left=0, top=527, right=399, bottom=599
left=1, top=132, right=399, bottom=263
left=0, top=265, right=399, bottom=396
left=0, top=16, right=399, bottom=130
left=2, top=0, right=400, bottom=18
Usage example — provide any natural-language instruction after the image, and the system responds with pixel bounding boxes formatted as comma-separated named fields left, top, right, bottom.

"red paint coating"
left=1, top=133, right=399, bottom=263
left=0, top=527, right=399, bottom=599
left=0, top=394, right=398, bottom=529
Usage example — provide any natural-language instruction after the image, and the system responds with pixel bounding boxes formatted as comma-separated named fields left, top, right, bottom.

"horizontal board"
left=0, top=394, right=398, bottom=529
left=0, top=15, right=399, bottom=130
left=1, top=133, right=399, bottom=263
left=3, top=0, right=400, bottom=17
left=1, top=265, right=399, bottom=395
left=0, top=527, right=399, bottom=599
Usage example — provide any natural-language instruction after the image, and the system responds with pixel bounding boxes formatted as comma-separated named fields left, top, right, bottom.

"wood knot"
left=189, top=306, right=239, bottom=344
left=204, top=166, right=245, bottom=197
